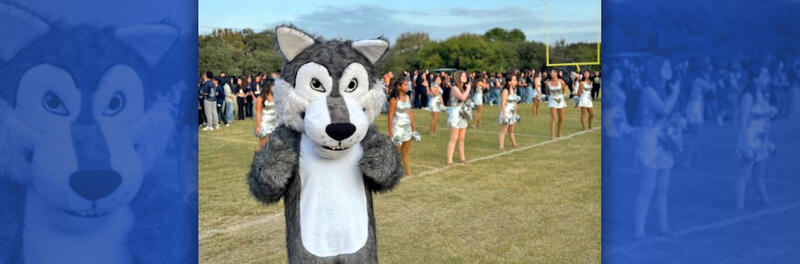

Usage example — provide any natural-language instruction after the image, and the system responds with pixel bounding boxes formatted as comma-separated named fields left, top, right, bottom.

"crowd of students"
left=198, top=70, right=278, bottom=148
left=199, top=67, right=602, bottom=176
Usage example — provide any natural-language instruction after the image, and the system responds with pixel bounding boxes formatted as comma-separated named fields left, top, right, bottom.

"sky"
left=199, top=0, right=600, bottom=44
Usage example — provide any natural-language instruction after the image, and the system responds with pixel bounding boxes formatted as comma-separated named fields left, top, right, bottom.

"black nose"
left=325, top=123, right=356, bottom=141
left=69, top=170, right=122, bottom=201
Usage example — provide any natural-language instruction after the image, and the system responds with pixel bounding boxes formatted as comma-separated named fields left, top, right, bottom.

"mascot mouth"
left=64, top=209, right=111, bottom=218
left=322, top=145, right=350, bottom=151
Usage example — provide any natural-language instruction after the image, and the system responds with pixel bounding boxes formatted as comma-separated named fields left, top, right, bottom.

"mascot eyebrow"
left=248, top=25, right=403, bottom=263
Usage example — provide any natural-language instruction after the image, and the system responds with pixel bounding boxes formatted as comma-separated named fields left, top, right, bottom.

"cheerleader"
left=532, top=71, right=542, bottom=117
left=734, top=66, right=777, bottom=211
left=446, top=71, right=472, bottom=165
left=388, top=78, right=418, bottom=176
left=254, top=79, right=276, bottom=149
left=577, top=70, right=595, bottom=130
left=571, top=74, right=581, bottom=109
left=498, top=74, right=521, bottom=151
left=428, top=75, right=446, bottom=135
left=546, top=68, right=569, bottom=139
left=633, top=57, right=681, bottom=239
left=471, top=74, right=489, bottom=128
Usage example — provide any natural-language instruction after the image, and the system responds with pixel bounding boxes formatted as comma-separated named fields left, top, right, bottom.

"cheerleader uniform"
left=254, top=99, right=277, bottom=137
left=547, top=81, right=567, bottom=109
left=391, top=98, right=413, bottom=146
left=428, top=85, right=445, bottom=112
left=498, top=92, right=521, bottom=125
left=448, top=90, right=469, bottom=129
left=473, top=85, right=484, bottom=106
left=571, top=82, right=581, bottom=106
left=736, top=92, right=776, bottom=162
left=578, top=82, right=594, bottom=108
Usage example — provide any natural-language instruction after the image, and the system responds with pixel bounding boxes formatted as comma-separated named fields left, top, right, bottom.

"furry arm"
left=359, top=125, right=404, bottom=192
left=248, top=125, right=300, bottom=204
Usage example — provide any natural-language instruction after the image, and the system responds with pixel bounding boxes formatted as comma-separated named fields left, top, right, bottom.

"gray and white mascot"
left=248, top=26, right=404, bottom=263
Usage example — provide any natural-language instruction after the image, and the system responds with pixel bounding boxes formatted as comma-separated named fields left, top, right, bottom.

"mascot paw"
left=359, top=126, right=403, bottom=192
left=248, top=125, right=300, bottom=203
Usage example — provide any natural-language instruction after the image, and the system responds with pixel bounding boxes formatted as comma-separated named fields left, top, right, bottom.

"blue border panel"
left=0, top=1, right=197, bottom=263
left=602, top=0, right=800, bottom=263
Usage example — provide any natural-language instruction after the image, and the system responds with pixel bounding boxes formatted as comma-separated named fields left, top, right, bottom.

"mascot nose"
left=325, top=123, right=356, bottom=141
left=69, top=170, right=122, bottom=201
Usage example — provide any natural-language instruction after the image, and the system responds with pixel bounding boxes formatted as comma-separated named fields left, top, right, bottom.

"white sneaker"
left=202, top=126, right=211, bottom=131
left=225, top=124, right=230, bottom=127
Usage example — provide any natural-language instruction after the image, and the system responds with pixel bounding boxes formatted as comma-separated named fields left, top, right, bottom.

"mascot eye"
left=41, top=91, right=69, bottom=116
left=310, top=78, right=325, bottom=92
left=102, top=92, right=126, bottom=116
left=344, top=78, right=358, bottom=93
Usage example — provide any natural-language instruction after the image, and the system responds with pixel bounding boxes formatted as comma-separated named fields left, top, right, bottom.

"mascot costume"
left=248, top=25, right=404, bottom=263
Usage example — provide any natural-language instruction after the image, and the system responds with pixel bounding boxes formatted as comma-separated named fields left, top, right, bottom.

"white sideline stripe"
left=199, top=134, right=258, bottom=145
left=199, top=213, right=282, bottom=240
left=609, top=200, right=800, bottom=255
left=199, top=127, right=601, bottom=239
left=411, top=163, right=439, bottom=170
left=410, top=127, right=600, bottom=179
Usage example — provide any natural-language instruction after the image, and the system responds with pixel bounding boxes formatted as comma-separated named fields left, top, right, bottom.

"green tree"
left=200, top=27, right=599, bottom=76
left=484, top=27, right=508, bottom=42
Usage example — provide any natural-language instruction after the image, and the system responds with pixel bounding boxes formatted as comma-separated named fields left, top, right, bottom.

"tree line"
left=199, top=27, right=600, bottom=76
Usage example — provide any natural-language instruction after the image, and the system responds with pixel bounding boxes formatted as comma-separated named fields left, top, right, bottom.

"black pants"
left=237, top=97, right=246, bottom=120
left=199, top=109, right=206, bottom=125
left=414, top=87, right=426, bottom=108
left=245, top=97, right=253, bottom=117
left=592, top=86, right=600, bottom=100
left=198, top=100, right=207, bottom=125
left=217, top=105, right=226, bottom=125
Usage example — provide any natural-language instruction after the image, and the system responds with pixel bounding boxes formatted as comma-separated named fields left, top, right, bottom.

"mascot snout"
left=303, top=96, right=368, bottom=159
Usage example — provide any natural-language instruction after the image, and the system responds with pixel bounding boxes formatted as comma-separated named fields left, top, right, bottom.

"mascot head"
left=273, top=25, right=389, bottom=159
left=0, top=3, right=178, bottom=231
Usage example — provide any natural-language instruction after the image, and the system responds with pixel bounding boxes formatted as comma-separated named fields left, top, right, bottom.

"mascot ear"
left=351, top=39, right=389, bottom=65
left=115, top=24, right=178, bottom=67
left=275, top=26, right=315, bottom=62
left=0, top=4, right=49, bottom=63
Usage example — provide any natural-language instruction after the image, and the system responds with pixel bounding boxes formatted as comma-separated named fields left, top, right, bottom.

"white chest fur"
left=23, top=191, right=134, bottom=264
left=298, top=134, right=368, bottom=257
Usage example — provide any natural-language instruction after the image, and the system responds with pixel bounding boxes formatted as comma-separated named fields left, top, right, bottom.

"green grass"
left=199, top=102, right=602, bottom=263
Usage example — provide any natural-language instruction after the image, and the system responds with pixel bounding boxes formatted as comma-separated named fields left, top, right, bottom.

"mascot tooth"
left=248, top=25, right=404, bottom=263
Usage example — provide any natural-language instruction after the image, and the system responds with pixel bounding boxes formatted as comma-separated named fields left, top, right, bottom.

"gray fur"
left=277, top=30, right=378, bottom=88
left=249, top=25, right=401, bottom=264
left=248, top=125, right=300, bottom=204
left=248, top=124, right=395, bottom=264
left=360, top=125, right=404, bottom=193
left=326, top=95, right=350, bottom=123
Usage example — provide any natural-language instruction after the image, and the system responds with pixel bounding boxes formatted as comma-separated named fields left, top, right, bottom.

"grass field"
left=602, top=119, right=800, bottom=263
left=198, top=101, right=602, bottom=263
